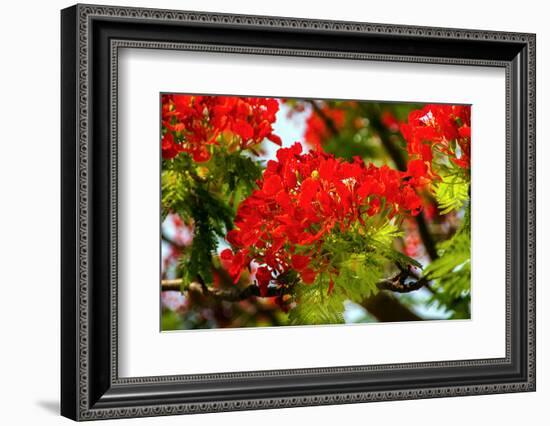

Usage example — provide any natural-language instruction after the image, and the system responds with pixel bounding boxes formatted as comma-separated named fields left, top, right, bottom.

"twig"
left=376, top=270, right=430, bottom=293
left=161, top=279, right=183, bottom=291
left=161, top=279, right=293, bottom=301
left=414, top=212, right=439, bottom=261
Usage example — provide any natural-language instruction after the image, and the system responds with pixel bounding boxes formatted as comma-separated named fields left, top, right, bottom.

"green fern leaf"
left=288, top=275, right=346, bottom=325
left=336, top=252, right=385, bottom=302
left=433, top=175, right=469, bottom=214
left=424, top=207, right=471, bottom=317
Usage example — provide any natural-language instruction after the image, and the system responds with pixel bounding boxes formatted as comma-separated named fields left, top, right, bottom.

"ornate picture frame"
left=61, top=4, right=535, bottom=420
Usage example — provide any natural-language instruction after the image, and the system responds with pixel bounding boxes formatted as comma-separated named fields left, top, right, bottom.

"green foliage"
left=288, top=275, right=347, bottom=325
left=161, top=148, right=263, bottom=289
left=177, top=185, right=234, bottom=286
left=162, top=152, right=239, bottom=287
left=161, top=169, right=191, bottom=222
left=424, top=207, right=471, bottom=318
left=161, top=310, right=184, bottom=331
left=336, top=253, right=384, bottom=301
left=431, top=157, right=470, bottom=215
left=433, top=175, right=470, bottom=214
left=162, top=150, right=263, bottom=217
left=288, top=219, right=421, bottom=325
left=220, top=152, right=263, bottom=191
left=320, top=101, right=422, bottom=163
left=209, top=150, right=263, bottom=208
left=322, top=131, right=382, bottom=161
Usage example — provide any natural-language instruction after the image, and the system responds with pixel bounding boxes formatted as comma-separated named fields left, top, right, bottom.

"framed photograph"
left=61, top=4, right=536, bottom=421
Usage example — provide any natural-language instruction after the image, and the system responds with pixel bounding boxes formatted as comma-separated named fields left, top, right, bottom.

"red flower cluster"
left=161, top=95, right=282, bottom=161
left=221, top=143, right=423, bottom=295
left=304, top=105, right=346, bottom=151
left=400, top=104, right=471, bottom=177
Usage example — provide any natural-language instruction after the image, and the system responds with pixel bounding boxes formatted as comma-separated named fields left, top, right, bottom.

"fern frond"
left=424, top=206, right=471, bottom=317
left=433, top=175, right=469, bottom=214
left=288, top=275, right=346, bottom=325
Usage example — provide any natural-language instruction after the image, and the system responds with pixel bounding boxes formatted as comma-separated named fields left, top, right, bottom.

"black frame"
left=61, top=4, right=536, bottom=421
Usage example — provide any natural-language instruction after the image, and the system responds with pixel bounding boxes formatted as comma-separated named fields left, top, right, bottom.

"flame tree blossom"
left=221, top=143, right=423, bottom=296
left=400, top=104, right=471, bottom=178
left=398, top=104, right=471, bottom=215
left=161, top=95, right=282, bottom=161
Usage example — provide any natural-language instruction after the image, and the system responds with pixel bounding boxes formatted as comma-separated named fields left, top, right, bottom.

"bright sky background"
left=263, top=101, right=311, bottom=161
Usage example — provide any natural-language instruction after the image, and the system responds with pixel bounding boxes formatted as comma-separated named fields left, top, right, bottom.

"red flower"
left=223, top=143, right=423, bottom=294
left=406, top=159, right=431, bottom=187
left=291, top=254, right=311, bottom=271
left=161, top=132, right=180, bottom=159
left=255, top=266, right=273, bottom=296
left=232, top=119, right=254, bottom=141
left=220, top=248, right=247, bottom=283
left=161, top=95, right=282, bottom=162
left=400, top=104, right=471, bottom=179
left=300, top=268, right=317, bottom=284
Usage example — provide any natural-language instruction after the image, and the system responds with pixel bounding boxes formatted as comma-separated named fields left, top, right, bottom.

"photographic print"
left=160, top=95, right=471, bottom=330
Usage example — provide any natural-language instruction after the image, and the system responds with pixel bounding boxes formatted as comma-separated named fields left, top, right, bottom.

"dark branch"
left=164, top=280, right=293, bottom=302
left=161, top=274, right=293, bottom=301
left=161, top=279, right=184, bottom=291
left=201, top=284, right=292, bottom=301
left=162, top=269, right=431, bottom=298
left=414, top=211, right=439, bottom=261
left=376, top=270, right=430, bottom=293
left=161, top=233, right=186, bottom=249
left=361, top=292, right=422, bottom=322
left=162, top=266, right=428, bottom=322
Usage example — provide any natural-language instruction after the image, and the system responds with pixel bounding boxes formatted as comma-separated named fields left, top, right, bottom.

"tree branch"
left=361, top=292, right=422, bottom=322
left=162, top=269, right=430, bottom=298
left=161, top=279, right=185, bottom=291
left=162, top=279, right=293, bottom=302
left=414, top=211, right=439, bottom=261
left=376, top=270, right=430, bottom=293
left=161, top=233, right=186, bottom=249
